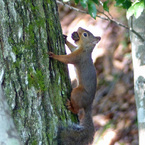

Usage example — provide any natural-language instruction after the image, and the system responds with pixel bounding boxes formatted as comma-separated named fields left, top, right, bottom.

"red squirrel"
left=49, top=27, right=101, bottom=145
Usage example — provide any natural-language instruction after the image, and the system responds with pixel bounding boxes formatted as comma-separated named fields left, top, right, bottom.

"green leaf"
left=134, top=1, right=144, bottom=18
left=88, top=1, right=97, bottom=19
left=115, top=0, right=126, bottom=6
left=115, top=0, right=131, bottom=9
left=74, top=0, right=80, bottom=4
left=92, top=0, right=99, bottom=5
left=80, top=0, right=88, bottom=8
left=103, top=1, right=109, bottom=12
left=127, top=1, right=144, bottom=19
left=122, top=0, right=132, bottom=9
left=126, top=5, right=135, bottom=19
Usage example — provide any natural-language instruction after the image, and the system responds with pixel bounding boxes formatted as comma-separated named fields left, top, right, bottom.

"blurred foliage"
left=63, top=0, right=145, bottom=19
left=58, top=0, right=141, bottom=143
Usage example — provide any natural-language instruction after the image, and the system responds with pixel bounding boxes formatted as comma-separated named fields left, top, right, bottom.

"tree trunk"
left=0, top=0, right=75, bottom=144
left=0, top=80, right=22, bottom=145
left=128, top=11, right=145, bottom=145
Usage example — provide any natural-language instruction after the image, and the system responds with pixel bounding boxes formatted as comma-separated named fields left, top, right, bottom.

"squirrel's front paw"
left=49, top=52, right=54, bottom=58
left=63, top=35, right=67, bottom=43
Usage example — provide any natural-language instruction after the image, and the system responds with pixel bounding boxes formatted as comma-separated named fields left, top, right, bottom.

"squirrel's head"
left=72, top=27, right=101, bottom=51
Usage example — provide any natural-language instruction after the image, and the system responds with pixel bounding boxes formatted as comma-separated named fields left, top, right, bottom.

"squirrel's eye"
left=83, top=32, right=88, bottom=37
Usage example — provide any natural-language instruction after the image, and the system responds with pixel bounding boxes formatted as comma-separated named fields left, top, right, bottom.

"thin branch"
left=56, top=0, right=108, bottom=21
left=97, top=9, right=111, bottom=20
left=56, top=0, right=145, bottom=42
left=98, top=0, right=114, bottom=19
left=130, top=27, right=145, bottom=42
left=0, top=38, right=4, bottom=59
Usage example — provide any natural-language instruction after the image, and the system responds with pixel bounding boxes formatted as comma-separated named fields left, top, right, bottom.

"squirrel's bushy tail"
left=58, top=106, right=94, bottom=145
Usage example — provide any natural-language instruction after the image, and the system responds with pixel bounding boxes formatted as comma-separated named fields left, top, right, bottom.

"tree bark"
left=0, top=74, right=22, bottom=145
left=128, top=11, right=145, bottom=145
left=0, top=0, right=75, bottom=144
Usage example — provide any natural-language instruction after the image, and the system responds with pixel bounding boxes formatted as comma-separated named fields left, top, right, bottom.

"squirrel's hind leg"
left=67, top=86, right=87, bottom=114
left=66, top=99, right=79, bottom=114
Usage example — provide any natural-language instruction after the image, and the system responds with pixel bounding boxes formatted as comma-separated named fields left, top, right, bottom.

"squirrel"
left=49, top=27, right=101, bottom=145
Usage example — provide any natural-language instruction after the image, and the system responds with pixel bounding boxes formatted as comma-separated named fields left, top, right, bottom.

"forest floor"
left=58, top=2, right=138, bottom=145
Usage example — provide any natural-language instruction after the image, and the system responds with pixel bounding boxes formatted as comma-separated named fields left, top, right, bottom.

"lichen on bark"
left=129, top=11, right=145, bottom=145
left=0, top=0, right=76, bottom=144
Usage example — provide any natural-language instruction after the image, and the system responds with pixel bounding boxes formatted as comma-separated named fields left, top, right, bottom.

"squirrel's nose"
left=96, top=36, right=101, bottom=41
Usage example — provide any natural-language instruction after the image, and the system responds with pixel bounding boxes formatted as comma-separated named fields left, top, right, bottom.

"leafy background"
left=72, top=0, right=144, bottom=19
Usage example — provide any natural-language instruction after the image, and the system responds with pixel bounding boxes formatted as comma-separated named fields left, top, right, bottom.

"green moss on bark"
left=0, top=0, right=77, bottom=144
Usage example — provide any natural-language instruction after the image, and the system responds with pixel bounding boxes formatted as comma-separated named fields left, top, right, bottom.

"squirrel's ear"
left=72, top=32, right=80, bottom=42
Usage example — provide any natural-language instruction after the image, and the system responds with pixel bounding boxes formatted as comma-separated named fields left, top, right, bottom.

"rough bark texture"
left=0, top=0, right=75, bottom=145
left=0, top=81, right=22, bottom=145
left=129, top=11, right=145, bottom=145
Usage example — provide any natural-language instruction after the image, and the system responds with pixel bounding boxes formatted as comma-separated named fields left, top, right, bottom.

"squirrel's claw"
left=66, top=99, right=71, bottom=109
left=48, top=52, right=54, bottom=58
left=66, top=99, right=78, bottom=114
left=63, top=35, right=67, bottom=43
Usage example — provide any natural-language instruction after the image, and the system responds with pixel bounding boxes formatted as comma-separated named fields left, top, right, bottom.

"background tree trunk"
left=129, top=11, right=145, bottom=145
left=0, top=0, right=75, bottom=144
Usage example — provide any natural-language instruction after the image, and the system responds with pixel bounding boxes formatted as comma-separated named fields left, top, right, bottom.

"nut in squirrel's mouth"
left=71, top=32, right=80, bottom=42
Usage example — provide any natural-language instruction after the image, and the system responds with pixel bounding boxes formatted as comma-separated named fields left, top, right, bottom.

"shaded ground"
left=57, top=2, right=138, bottom=145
